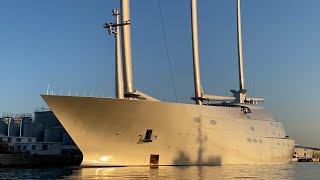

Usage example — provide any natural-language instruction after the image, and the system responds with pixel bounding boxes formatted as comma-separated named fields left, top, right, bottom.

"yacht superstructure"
left=42, top=0, right=294, bottom=166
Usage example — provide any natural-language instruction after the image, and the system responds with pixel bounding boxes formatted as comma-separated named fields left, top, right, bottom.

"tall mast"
left=121, top=0, right=134, bottom=94
left=237, top=0, right=245, bottom=92
left=190, top=0, right=202, bottom=105
left=113, top=9, right=124, bottom=99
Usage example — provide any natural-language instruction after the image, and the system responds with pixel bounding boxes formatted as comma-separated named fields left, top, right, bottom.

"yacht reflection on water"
left=3, top=164, right=317, bottom=179
left=75, top=165, right=295, bottom=179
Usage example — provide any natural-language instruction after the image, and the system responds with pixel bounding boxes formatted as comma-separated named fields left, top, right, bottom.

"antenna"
left=46, top=84, right=50, bottom=95
left=253, top=79, right=255, bottom=97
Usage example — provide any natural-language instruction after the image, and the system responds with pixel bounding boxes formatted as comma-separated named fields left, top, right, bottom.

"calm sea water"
left=0, top=163, right=319, bottom=179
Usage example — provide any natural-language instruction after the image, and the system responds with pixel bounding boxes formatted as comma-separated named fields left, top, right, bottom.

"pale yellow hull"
left=42, top=95, right=294, bottom=166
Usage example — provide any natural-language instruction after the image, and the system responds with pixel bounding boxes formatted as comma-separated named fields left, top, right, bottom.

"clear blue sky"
left=1, top=0, right=320, bottom=147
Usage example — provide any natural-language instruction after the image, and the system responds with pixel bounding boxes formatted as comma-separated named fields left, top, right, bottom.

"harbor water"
left=0, top=163, right=319, bottom=179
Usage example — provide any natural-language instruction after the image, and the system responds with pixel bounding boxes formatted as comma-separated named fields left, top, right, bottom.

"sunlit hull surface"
left=42, top=95, right=294, bottom=166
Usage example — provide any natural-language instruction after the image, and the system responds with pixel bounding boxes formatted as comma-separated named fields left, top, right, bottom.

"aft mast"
left=235, top=0, right=246, bottom=103
left=190, top=0, right=202, bottom=105
left=232, top=0, right=264, bottom=104
left=237, top=0, right=245, bottom=92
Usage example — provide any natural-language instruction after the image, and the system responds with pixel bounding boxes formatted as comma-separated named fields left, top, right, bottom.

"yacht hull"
left=41, top=95, right=294, bottom=166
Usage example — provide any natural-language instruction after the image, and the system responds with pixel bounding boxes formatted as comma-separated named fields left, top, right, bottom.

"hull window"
left=193, top=117, right=201, bottom=123
left=210, top=120, right=217, bottom=125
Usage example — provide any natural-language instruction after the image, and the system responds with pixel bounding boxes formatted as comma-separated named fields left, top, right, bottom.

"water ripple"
left=0, top=163, right=320, bottom=179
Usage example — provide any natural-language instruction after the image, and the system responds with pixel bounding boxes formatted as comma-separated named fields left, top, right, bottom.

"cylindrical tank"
left=0, top=121, right=8, bottom=136
left=34, top=111, right=62, bottom=128
left=62, top=132, right=74, bottom=145
left=23, top=123, right=44, bottom=141
left=44, top=127, right=66, bottom=142
left=20, top=118, right=32, bottom=138
left=21, top=116, right=32, bottom=123
left=8, top=121, right=20, bottom=137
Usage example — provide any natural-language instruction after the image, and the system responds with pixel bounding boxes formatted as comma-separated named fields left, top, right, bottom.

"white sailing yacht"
left=42, top=0, right=294, bottom=166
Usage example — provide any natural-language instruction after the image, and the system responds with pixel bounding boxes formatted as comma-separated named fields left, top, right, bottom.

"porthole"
left=193, top=117, right=201, bottom=123
left=253, top=138, right=258, bottom=143
left=259, top=139, right=263, bottom=143
left=247, top=138, right=252, bottom=142
left=250, top=127, right=255, bottom=131
left=210, top=120, right=217, bottom=125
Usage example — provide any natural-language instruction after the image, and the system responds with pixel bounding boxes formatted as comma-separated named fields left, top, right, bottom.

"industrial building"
left=0, top=108, right=74, bottom=145
left=0, top=109, right=82, bottom=166
left=293, top=145, right=320, bottom=162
